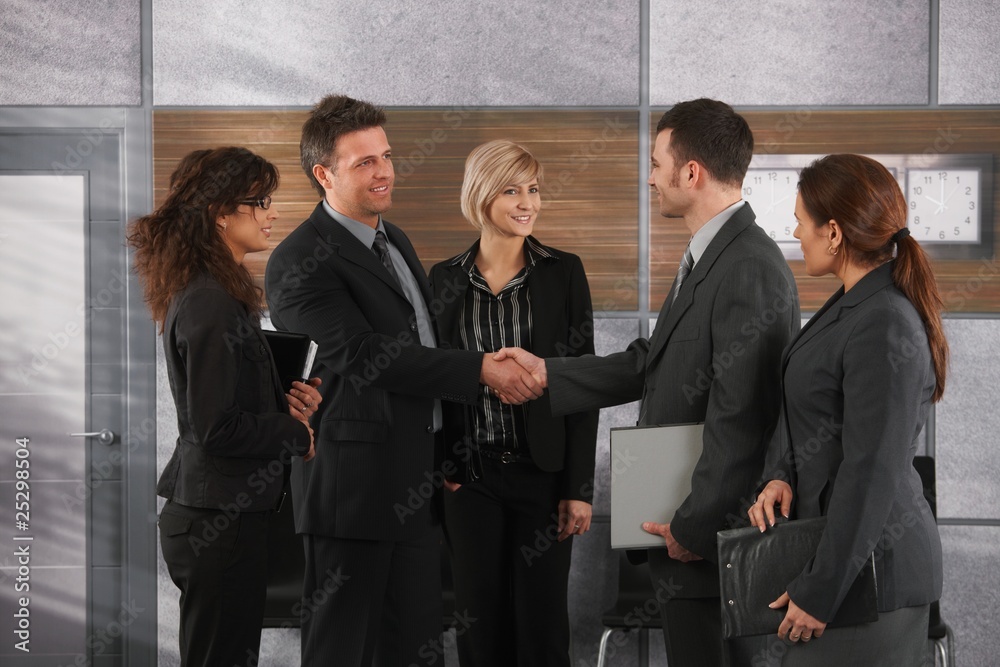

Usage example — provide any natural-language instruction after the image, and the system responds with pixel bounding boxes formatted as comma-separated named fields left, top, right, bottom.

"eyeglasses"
left=240, top=195, right=272, bottom=210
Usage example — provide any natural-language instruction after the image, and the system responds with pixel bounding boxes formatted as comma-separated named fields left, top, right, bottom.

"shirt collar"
left=322, top=199, right=385, bottom=248
left=688, top=200, right=745, bottom=266
left=451, top=236, right=555, bottom=274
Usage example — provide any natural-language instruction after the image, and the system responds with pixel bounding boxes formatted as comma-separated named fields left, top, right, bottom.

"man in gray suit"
left=497, top=99, right=800, bottom=666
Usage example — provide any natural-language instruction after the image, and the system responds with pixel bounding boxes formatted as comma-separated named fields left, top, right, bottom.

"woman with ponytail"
left=748, top=154, right=946, bottom=665
left=129, top=147, right=321, bottom=666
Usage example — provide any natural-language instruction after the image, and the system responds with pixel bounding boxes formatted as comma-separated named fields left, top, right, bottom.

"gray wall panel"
left=0, top=1, right=141, bottom=105
left=650, top=0, right=929, bottom=106
left=153, top=0, right=639, bottom=106
left=939, top=0, right=1000, bottom=104
left=935, top=319, right=1000, bottom=519
left=593, top=318, right=642, bottom=516
left=938, top=525, right=1000, bottom=667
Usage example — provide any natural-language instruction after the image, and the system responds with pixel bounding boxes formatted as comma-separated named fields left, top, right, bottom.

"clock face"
left=742, top=169, right=799, bottom=244
left=907, top=169, right=981, bottom=243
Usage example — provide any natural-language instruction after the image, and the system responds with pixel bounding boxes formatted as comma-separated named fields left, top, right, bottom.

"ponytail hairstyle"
left=127, top=146, right=279, bottom=331
left=798, top=154, right=948, bottom=401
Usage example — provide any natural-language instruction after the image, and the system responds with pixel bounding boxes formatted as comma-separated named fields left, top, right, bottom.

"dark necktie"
left=372, top=230, right=401, bottom=288
left=672, top=244, right=694, bottom=304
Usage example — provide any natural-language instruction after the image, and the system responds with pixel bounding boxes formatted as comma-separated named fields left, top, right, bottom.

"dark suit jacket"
left=157, top=273, right=310, bottom=511
left=429, top=238, right=599, bottom=501
left=547, top=203, right=800, bottom=597
left=264, top=203, right=484, bottom=542
left=764, top=261, right=943, bottom=621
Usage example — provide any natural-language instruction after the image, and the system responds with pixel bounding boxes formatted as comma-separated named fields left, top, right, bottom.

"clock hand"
left=942, top=182, right=959, bottom=208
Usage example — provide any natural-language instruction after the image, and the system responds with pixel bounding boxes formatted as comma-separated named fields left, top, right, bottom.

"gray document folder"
left=609, top=423, right=704, bottom=549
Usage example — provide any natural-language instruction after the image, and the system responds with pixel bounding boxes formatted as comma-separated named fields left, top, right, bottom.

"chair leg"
left=596, top=628, right=615, bottom=667
left=934, top=638, right=947, bottom=667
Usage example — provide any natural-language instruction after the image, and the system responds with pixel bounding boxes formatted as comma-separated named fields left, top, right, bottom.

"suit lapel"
left=525, top=259, right=560, bottom=355
left=646, top=204, right=756, bottom=366
left=307, top=204, right=408, bottom=299
left=436, top=265, right=471, bottom=345
left=783, top=261, right=896, bottom=367
left=385, top=220, right=432, bottom=302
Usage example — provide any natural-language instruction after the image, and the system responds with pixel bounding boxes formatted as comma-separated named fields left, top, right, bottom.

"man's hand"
left=480, top=355, right=543, bottom=405
left=641, top=522, right=703, bottom=562
left=493, top=347, right=547, bottom=388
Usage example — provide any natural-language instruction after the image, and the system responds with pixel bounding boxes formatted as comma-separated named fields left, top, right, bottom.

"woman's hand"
left=771, top=592, right=826, bottom=643
left=287, top=378, right=321, bottom=461
left=748, top=479, right=794, bottom=531
left=287, top=377, right=323, bottom=420
left=557, top=500, right=592, bottom=541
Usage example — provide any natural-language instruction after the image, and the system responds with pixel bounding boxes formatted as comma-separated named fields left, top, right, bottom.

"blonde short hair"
left=460, top=140, right=542, bottom=233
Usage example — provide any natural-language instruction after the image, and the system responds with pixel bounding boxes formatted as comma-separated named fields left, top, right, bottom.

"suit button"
left=410, top=323, right=418, bottom=332
left=258, top=344, right=266, bottom=354
left=426, top=426, right=433, bottom=433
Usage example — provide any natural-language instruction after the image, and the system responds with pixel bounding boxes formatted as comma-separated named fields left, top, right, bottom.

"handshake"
left=480, top=347, right=547, bottom=405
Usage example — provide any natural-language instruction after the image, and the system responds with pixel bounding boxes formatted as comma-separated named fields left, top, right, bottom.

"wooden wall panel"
left=153, top=110, right=639, bottom=310
left=650, top=110, right=1000, bottom=313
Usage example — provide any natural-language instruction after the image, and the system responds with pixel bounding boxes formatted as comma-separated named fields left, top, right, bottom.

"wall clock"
left=743, top=154, right=993, bottom=260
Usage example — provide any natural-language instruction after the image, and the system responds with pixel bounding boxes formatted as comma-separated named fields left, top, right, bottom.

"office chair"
left=596, top=551, right=662, bottom=667
left=913, top=455, right=956, bottom=667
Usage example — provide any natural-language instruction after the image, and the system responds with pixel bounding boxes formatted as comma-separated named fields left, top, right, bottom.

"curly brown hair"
left=127, top=146, right=279, bottom=331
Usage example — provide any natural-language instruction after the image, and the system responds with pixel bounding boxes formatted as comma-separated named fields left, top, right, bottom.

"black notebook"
left=263, top=330, right=317, bottom=391
left=716, top=517, right=878, bottom=638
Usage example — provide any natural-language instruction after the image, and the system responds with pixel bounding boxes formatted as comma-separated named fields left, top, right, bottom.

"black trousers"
left=300, top=529, right=442, bottom=667
left=158, top=500, right=270, bottom=667
left=443, top=459, right=573, bottom=667
left=648, top=555, right=766, bottom=667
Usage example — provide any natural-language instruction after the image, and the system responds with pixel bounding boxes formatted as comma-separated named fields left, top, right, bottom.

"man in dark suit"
left=497, top=99, right=800, bottom=666
left=264, top=94, right=543, bottom=666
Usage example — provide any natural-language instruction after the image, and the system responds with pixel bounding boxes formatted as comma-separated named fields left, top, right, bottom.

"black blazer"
left=265, top=203, right=484, bottom=542
left=546, top=204, right=800, bottom=597
left=429, top=239, right=599, bottom=502
left=764, top=261, right=943, bottom=620
left=157, top=273, right=310, bottom=511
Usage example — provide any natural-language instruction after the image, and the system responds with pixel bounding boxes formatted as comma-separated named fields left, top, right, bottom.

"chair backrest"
left=913, top=455, right=937, bottom=518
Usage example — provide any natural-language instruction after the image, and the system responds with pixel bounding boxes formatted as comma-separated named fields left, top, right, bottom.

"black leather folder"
left=262, top=329, right=315, bottom=392
left=716, top=517, right=878, bottom=638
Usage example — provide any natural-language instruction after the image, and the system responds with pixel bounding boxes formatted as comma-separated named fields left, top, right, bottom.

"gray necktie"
left=372, top=230, right=401, bottom=288
left=672, top=244, right=694, bottom=303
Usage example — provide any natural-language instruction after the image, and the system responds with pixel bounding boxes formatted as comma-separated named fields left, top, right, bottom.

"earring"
left=220, top=224, right=227, bottom=231
left=828, top=246, right=838, bottom=255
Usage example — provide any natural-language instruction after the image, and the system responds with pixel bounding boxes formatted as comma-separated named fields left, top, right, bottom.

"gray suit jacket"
left=548, top=203, right=799, bottom=597
left=764, top=261, right=943, bottom=620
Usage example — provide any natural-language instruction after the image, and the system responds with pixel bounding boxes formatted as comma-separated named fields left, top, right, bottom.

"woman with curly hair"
left=129, top=146, right=321, bottom=666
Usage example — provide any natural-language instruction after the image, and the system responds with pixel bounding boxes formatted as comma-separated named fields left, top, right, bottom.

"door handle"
left=69, top=429, right=116, bottom=445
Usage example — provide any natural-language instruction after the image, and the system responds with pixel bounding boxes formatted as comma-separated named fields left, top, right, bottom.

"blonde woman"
left=430, top=140, right=598, bottom=667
